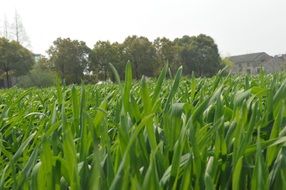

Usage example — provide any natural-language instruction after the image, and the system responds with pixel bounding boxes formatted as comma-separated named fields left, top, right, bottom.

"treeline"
left=0, top=34, right=222, bottom=88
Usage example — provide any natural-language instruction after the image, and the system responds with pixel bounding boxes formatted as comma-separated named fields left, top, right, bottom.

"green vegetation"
left=47, top=38, right=91, bottom=84
left=0, top=37, right=34, bottom=88
left=1, top=64, right=286, bottom=189
left=17, top=63, right=57, bottom=88
left=1, top=34, right=222, bottom=88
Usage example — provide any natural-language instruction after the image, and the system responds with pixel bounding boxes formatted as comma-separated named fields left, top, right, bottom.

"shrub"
left=17, top=65, right=57, bottom=88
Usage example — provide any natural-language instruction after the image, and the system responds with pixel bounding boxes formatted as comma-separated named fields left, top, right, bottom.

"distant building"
left=32, top=53, right=43, bottom=64
left=228, top=52, right=285, bottom=74
left=273, top=54, right=286, bottom=70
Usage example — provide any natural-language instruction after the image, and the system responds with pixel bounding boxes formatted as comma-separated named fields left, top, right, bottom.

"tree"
left=110, top=42, right=126, bottom=80
left=36, top=56, right=52, bottom=70
left=222, top=57, right=234, bottom=68
left=174, top=35, right=196, bottom=75
left=0, top=15, right=10, bottom=39
left=47, top=38, right=90, bottom=84
left=12, top=11, right=30, bottom=48
left=0, top=37, right=34, bottom=88
left=122, top=36, right=157, bottom=79
left=17, top=57, right=57, bottom=88
left=153, top=37, right=180, bottom=74
left=1, top=11, right=30, bottom=48
left=89, top=41, right=121, bottom=81
left=175, top=34, right=222, bottom=76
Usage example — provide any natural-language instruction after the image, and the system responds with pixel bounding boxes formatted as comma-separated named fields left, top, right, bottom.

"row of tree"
left=1, top=11, right=30, bottom=48
left=47, top=34, right=222, bottom=84
left=0, top=34, right=223, bottom=88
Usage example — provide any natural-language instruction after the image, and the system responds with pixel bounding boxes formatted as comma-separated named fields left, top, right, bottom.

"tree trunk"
left=61, top=64, right=65, bottom=84
left=15, top=11, right=20, bottom=43
left=134, top=63, right=138, bottom=79
left=104, top=66, right=107, bottom=81
left=134, top=58, right=139, bottom=79
left=5, top=70, right=10, bottom=88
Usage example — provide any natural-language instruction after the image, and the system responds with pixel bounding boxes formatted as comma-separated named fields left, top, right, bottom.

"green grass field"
left=1, top=64, right=286, bottom=190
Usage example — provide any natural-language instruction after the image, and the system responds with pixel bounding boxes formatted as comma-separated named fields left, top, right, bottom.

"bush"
left=17, top=65, right=57, bottom=88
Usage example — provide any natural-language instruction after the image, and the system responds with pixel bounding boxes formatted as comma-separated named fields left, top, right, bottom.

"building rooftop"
left=228, top=52, right=271, bottom=64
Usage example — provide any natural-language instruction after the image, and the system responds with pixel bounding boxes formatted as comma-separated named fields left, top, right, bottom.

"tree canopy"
left=89, top=41, right=121, bottom=81
left=0, top=37, right=34, bottom=87
left=0, top=34, right=223, bottom=88
left=175, top=34, right=222, bottom=76
left=47, top=38, right=90, bottom=84
left=122, top=36, right=157, bottom=79
left=154, top=37, right=180, bottom=74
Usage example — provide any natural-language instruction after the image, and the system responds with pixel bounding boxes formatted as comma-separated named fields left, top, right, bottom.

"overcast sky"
left=0, top=0, right=285, bottom=56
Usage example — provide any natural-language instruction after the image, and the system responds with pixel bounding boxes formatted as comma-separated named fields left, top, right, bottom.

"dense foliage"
left=47, top=38, right=91, bottom=84
left=0, top=37, right=34, bottom=88
left=88, top=34, right=222, bottom=81
left=0, top=34, right=222, bottom=88
left=1, top=65, right=286, bottom=189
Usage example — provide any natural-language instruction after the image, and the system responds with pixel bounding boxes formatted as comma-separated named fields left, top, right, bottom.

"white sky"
left=0, top=0, right=285, bottom=56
